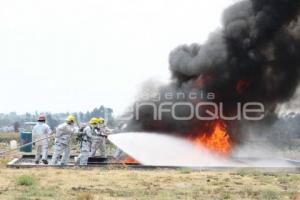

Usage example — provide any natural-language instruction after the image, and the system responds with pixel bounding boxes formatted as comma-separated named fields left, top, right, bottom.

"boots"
left=42, top=159, right=48, bottom=165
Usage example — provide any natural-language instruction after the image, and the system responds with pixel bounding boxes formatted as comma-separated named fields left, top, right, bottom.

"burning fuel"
left=121, top=156, right=139, bottom=164
left=188, top=121, right=232, bottom=156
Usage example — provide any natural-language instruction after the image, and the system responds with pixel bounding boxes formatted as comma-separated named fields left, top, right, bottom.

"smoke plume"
left=127, top=0, right=300, bottom=144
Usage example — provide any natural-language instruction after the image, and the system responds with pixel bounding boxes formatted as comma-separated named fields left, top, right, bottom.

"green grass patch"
left=17, top=175, right=37, bottom=186
left=259, top=189, right=281, bottom=200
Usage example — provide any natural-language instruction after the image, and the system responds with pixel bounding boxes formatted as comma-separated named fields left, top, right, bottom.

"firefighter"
left=98, top=118, right=113, bottom=135
left=76, top=118, right=98, bottom=165
left=32, top=114, right=52, bottom=164
left=89, top=118, right=110, bottom=158
left=50, top=115, right=78, bottom=166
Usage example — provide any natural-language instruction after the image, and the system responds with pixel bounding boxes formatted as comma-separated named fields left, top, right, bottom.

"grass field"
left=1, top=133, right=300, bottom=199
left=0, top=162, right=300, bottom=200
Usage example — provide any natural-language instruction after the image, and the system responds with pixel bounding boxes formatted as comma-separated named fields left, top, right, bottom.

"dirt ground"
left=0, top=159, right=300, bottom=200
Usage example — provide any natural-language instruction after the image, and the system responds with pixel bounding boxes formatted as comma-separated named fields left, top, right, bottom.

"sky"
left=0, top=0, right=237, bottom=115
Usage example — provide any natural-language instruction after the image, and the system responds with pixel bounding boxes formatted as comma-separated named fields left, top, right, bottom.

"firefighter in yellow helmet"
left=51, top=115, right=78, bottom=165
left=76, top=117, right=99, bottom=165
left=90, top=117, right=111, bottom=158
left=97, top=117, right=104, bottom=125
left=98, top=118, right=113, bottom=134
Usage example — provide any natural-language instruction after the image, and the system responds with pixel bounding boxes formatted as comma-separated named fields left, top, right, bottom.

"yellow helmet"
left=97, top=117, right=105, bottom=124
left=66, top=115, right=76, bottom=123
left=89, top=117, right=99, bottom=125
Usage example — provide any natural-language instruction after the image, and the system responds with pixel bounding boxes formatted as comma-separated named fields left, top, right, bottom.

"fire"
left=189, top=121, right=232, bottom=156
left=121, top=156, right=139, bottom=164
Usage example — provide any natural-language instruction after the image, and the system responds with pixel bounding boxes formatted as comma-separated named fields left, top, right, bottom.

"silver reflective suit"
left=89, top=125, right=110, bottom=157
left=76, top=125, right=94, bottom=165
left=50, top=122, right=77, bottom=165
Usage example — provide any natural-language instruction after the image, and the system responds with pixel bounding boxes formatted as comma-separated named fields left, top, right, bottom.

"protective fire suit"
left=90, top=125, right=111, bottom=157
left=50, top=122, right=78, bottom=165
left=76, top=125, right=94, bottom=165
left=32, top=122, right=52, bottom=163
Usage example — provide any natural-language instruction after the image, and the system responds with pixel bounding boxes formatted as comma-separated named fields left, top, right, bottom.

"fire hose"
left=0, top=134, right=56, bottom=156
left=0, top=124, right=110, bottom=158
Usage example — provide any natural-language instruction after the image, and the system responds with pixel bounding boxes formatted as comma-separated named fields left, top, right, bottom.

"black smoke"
left=127, top=0, right=300, bottom=143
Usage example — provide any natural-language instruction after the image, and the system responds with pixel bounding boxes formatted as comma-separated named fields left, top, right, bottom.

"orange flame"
left=190, top=121, right=232, bottom=156
left=121, top=156, right=139, bottom=164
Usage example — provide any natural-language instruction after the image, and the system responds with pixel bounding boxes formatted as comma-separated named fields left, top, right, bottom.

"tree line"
left=0, top=106, right=114, bottom=131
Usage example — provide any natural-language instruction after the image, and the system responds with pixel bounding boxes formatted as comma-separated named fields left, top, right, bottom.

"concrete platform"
left=7, top=154, right=146, bottom=169
left=6, top=154, right=300, bottom=173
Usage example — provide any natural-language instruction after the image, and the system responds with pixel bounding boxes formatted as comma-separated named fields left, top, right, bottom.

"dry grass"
left=0, top=132, right=300, bottom=199
left=0, top=164, right=299, bottom=200
left=0, top=132, right=19, bottom=144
